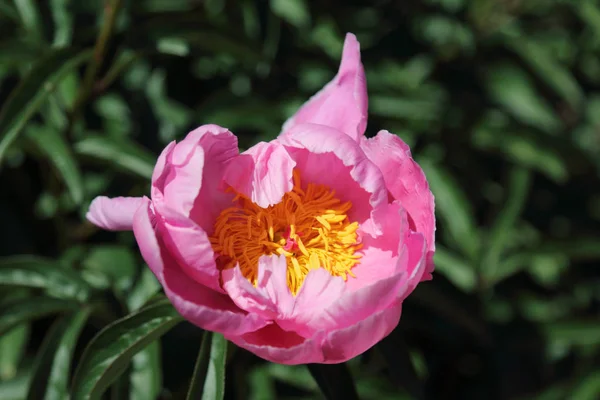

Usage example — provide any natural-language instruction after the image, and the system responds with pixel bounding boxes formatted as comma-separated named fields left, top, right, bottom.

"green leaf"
left=26, top=124, right=84, bottom=204
left=472, top=115, right=568, bottom=183
left=127, top=268, right=161, bottom=312
left=0, top=324, right=29, bottom=380
left=0, top=48, right=91, bottom=164
left=419, top=160, right=480, bottom=261
left=505, top=35, right=584, bottom=109
left=0, top=256, right=90, bottom=301
left=49, top=0, right=73, bottom=47
left=270, top=0, right=310, bottom=28
left=266, top=363, right=317, bottom=391
left=307, top=363, right=359, bottom=400
left=26, top=308, right=91, bottom=400
left=130, top=342, right=161, bottom=400
left=485, top=63, right=562, bottom=134
left=74, top=135, right=155, bottom=180
left=0, top=361, right=32, bottom=400
left=71, top=298, right=183, bottom=400
left=0, top=38, right=42, bottom=70
left=481, top=166, right=532, bottom=286
left=542, top=320, right=600, bottom=347
left=247, top=366, right=276, bottom=400
left=376, top=328, right=424, bottom=400
left=0, top=0, right=19, bottom=20
left=13, top=0, right=44, bottom=42
left=432, top=246, right=476, bottom=292
left=186, top=332, right=227, bottom=400
left=83, top=245, right=137, bottom=299
left=536, top=237, right=600, bottom=260
left=126, top=15, right=265, bottom=63
left=0, top=297, right=78, bottom=336
left=570, top=369, right=600, bottom=400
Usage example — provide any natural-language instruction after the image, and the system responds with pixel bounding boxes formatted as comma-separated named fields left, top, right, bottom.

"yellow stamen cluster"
left=209, top=170, right=361, bottom=294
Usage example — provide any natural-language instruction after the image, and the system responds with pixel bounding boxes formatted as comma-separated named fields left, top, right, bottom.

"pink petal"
left=321, top=305, right=402, bottom=364
left=228, top=324, right=326, bottom=365
left=86, top=196, right=145, bottom=231
left=221, top=255, right=294, bottom=319
left=258, top=255, right=295, bottom=317
left=222, top=265, right=278, bottom=319
left=360, top=130, right=436, bottom=278
left=158, top=210, right=223, bottom=293
left=293, top=202, right=426, bottom=336
left=278, top=123, right=387, bottom=228
left=152, top=124, right=238, bottom=232
left=281, top=33, right=367, bottom=142
left=348, top=201, right=409, bottom=291
left=400, top=230, right=428, bottom=300
left=132, top=197, right=267, bottom=336
left=149, top=126, right=239, bottom=292
left=223, top=141, right=296, bottom=208
left=278, top=269, right=346, bottom=336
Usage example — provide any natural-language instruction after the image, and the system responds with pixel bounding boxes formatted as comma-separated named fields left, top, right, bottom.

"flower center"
left=209, top=170, right=361, bottom=295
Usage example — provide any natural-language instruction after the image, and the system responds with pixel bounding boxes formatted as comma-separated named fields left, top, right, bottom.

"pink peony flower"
left=87, top=33, right=435, bottom=364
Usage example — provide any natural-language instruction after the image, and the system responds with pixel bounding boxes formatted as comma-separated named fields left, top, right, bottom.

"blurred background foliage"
left=0, top=0, right=599, bottom=399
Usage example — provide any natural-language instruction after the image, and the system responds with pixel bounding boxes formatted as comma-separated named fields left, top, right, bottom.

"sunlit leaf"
left=0, top=48, right=91, bottom=163
left=27, top=308, right=91, bottom=400
left=0, top=256, right=90, bottom=301
left=83, top=245, right=137, bottom=299
left=71, top=299, right=183, bottom=400
left=130, top=342, right=161, bottom=400
left=49, top=0, right=72, bottom=46
left=186, top=332, right=227, bottom=400
left=0, top=324, right=29, bottom=380
left=0, top=297, right=78, bottom=336
left=270, top=0, right=310, bottom=28
left=74, top=135, right=155, bottom=180
left=127, top=268, right=161, bottom=312
left=26, top=124, right=84, bottom=204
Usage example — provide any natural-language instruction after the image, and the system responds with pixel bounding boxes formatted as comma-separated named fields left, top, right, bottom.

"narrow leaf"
left=127, top=268, right=160, bottom=312
left=485, top=62, right=562, bottom=134
left=14, top=0, right=44, bottom=42
left=482, top=166, right=532, bottom=286
left=433, top=245, right=476, bottom=292
left=505, top=33, right=584, bottom=109
left=74, top=135, right=155, bottom=180
left=186, top=332, right=227, bottom=400
left=27, top=308, right=91, bottom=400
left=307, top=363, right=359, bottom=400
left=0, top=256, right=90, bottom=302
left=130, top=342, right=161, bottom=400
left=71, top=299, right=183, bottom=400
left=419, top=160, right=480, bottom=261
left=0, top=324, right=29, bottom=380
left=26, top=124, right=84, bottom=204
left=49, top=0, right=73, bottom=47
left=0, top=48, right=91, bottom=163
left=0, top=297, right=78, bottom=336
left=83, top=245, right=137, bottom=299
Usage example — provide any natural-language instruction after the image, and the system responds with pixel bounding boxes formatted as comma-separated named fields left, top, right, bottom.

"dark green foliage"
left=0, top=0, right=599, bottom=399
